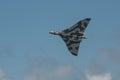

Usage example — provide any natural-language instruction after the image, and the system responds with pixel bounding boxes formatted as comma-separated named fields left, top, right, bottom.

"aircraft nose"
left=49, top=31, right=54, bottom=34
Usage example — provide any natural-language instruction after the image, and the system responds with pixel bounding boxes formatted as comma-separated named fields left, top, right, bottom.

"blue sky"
left=0, top=0, right=120, bottom=80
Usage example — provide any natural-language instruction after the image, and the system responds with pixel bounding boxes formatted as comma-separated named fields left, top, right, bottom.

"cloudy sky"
left=0, top=0, right=120, bottom=80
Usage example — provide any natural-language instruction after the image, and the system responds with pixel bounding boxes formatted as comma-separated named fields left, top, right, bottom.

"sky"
left=0, top=0, right=120, bottom=80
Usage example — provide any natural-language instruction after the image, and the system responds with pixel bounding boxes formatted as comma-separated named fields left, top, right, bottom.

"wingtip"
left=71, top=52, right=78, bottom=56
left=86, top=18, right=91, bottom=21
left=72, top=54, right=78, bottom=56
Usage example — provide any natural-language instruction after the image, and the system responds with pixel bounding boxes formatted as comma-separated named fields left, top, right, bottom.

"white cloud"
left=0, top=69, right=5, bottom=79
left=24, top=64, right=72, bottom=80
left=0, top=69, right=11, bottom=80
left=85, top=47, right=120, bottom=80
left=86, top=72, right=112, bottom=80
left=24, top=46, right=120, bottom=80
left=52, top=65, right=72, bottom=77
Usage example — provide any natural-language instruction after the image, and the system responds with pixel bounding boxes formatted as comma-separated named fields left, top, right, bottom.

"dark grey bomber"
left=49, top=18, right=91, bottom=56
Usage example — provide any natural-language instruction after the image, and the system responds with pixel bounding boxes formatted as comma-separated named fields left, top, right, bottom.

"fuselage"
left=49, top=31, right=86, bottom=39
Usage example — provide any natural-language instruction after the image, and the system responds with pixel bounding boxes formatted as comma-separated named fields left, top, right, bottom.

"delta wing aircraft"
left=49, top=18, right=91, bottom=56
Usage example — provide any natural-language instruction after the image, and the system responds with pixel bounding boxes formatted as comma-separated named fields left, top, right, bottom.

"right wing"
left=62, top=18, right=91, bottom=34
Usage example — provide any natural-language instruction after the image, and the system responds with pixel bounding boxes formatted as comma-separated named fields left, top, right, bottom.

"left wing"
left=60, top=31, right=82, bottom=56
